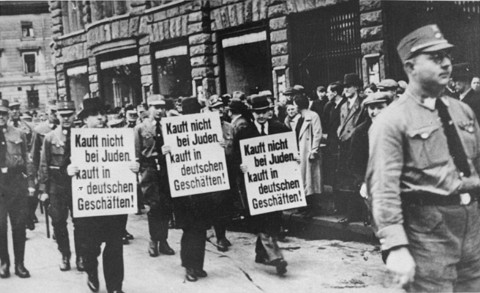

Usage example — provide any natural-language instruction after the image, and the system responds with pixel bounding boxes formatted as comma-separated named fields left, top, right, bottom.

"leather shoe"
left=76, top=256, right=85, bottom=272
left=255, top=254, right=268, bottom=264
left=148, top=240, right=159, bottom=257
left=217, top=238, right=229, bottom=252
left=122, top=236, right=129, bottom=245
left=14, top=263, right=30, bottom=278
left=59, top=255, right=71, bottom=271
left=185, top=268, right=197, bottom=282
left=125, top=231, right=134, bottom=240
left=0, top=262, right=9, bottom=278
left=32, top=215, right=38, bottom=224
left=271, top=259, right=288, bottom=275
left=87, top=270, right=99, bottom=292
left=159, top=241, right=175, bottom=255
left=26, top=220, right=35, bottom=231
left=193, top=268, right=207, bottom=278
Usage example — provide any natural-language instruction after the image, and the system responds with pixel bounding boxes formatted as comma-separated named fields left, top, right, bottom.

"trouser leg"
left=0, top=201, right=9, bottom=265
left=49, top=193, right=70, bottom=256
left=10, top=196, right=27, bottom=265
left=181, top=228, right=206, bottom=270
left=148, top=207, right=169, bottom=241
left=103, top=233, right=124, bottom=292
left=213, top=223, right=226, bottom=240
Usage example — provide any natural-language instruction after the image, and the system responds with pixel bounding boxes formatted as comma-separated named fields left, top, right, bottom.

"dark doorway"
left=289, top=1, right=361, bottom=93
left=98, top=51, right=142, bottom=109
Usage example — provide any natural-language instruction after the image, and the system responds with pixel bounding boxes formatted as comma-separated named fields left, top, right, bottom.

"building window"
left=61, top=0, right=85, bottom=34
left=23, top=53, right=36, bottom=73
left=21, top=21, right=34, bottom=37
left=66, top=64, right=89, bottom=108
left=153, top=45, right=192, bottom=98
left=91, top=1, right=128, bottom=22
left=27, top=89, right=39, bottom=108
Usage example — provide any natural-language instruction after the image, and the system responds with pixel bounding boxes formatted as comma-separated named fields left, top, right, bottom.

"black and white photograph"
left=0, top=0, right=480, bottom=292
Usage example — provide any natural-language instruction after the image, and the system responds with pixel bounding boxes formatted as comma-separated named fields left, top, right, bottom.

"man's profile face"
left=344, top=86, right=357, bottom=98
left=83, top=113, right=106, bottom=128
left=471, top=77, right=480, bottom=92
left=409, top=51, right=452, bottom=89
left=326, top=86, right=336, bottom=100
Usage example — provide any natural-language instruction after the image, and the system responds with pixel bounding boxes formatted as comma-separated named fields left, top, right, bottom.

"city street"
left=1, top=209, right=401, bottom=293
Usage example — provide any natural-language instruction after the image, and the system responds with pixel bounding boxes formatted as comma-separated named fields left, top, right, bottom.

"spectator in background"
left=377, top=79, right=399, bottom=98
left=294, top=94, right=323, bottom=217
left=348, top=92, right=391, bottom=226
left=471, top=76, right=480, bottom=93
left=322, top=82, right=346, bottom=213
left=337, top=73, right=366, bottom=223
left=309, top=86, right=327, bottom=123
left=363, top=83, right=377, bottom=95
left=232, top=91, right=248, bottom=106
left=284, top=103, right=300, bottom=131
left=452, top=63, right=480, bottom=120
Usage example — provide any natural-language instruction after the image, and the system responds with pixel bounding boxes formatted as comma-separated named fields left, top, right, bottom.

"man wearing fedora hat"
left=233, top=94, right=289, bottom=275
left=67, top=96, right=136, bottom=293
left=367, top=24, right=480, bottom=291
left=134, top=94, right=175, bottom=257
left=0, top=98, right=33, bottom=279
left=38, top=100, right=86, bottom=272
left=336, top=73, right=367, bottom=223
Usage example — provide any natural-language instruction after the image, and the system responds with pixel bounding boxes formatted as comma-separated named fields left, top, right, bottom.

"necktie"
left=63, top=128, right=71, bottom=166
left=13, top=120, right=18, bottom=128
left=260, top=123, right=266, bottom=136
left=155, top=119, right=164, bottom=155
left=435, top=99, right=471, bottom=177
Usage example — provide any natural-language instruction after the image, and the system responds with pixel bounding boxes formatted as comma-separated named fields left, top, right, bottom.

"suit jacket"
left=309, top=99, right=325, bottom=122
left=337, top=95, right=365, bottom=142
left=461, top=89, right=480, bottom=121
left=348, top=119, right=371, bottom=189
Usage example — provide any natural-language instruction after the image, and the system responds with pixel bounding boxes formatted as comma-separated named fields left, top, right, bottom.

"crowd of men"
left=1, top=23, right=480, bottom=293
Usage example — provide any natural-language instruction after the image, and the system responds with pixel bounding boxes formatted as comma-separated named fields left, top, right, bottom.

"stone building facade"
left=0, top=1, right=56, bottom=112
left=50, top=0, right=480, bottom=106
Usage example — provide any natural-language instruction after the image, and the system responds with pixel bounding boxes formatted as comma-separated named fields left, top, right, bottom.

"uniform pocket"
left=407, top=125, right=449, bottom=169
left=5, top=139, right=23, bottom=167
left=404, top=205, right=443, bottom=234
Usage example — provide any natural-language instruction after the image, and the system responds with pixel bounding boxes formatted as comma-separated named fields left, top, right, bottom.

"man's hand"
left=129, top=162, right=140, bottom=173
left=28, top=187, right=35, bottom=197
left=39, top=192, right=49, bottom=202
left=66, top=165, right=79, bottom=177
left=161, top=145, right=171, bottom=155
left=386, top=247, right=416, bottom=288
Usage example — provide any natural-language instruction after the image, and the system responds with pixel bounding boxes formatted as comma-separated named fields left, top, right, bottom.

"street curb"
left=282, top=211, right=378, bottom=243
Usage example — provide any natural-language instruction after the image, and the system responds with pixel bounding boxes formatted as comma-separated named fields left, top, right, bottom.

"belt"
left=402, top=192, right=478, bottom=206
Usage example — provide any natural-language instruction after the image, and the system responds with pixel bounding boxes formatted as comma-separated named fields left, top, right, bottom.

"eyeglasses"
left=424, top=51, right=452, bottom=64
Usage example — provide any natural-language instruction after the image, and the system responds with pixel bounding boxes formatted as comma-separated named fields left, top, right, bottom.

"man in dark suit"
left=309, top=86, right=327, bottom=122
left=453, top=63, right=480, bottom=120
left=233, top=95, right=289, bottom=275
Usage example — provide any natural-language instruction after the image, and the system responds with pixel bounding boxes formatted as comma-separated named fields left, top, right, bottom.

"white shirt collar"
left=423, top=97, right=449, bottom=110
left=460, top=88, right=472, bottom=101
left=254, top=120, right=268, bottom=135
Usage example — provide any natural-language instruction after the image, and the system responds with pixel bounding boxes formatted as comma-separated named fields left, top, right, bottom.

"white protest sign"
left=71, top=128, right=137, bottom=218
left=240, top=132, right=306, bottom=216
left=162, top=112, right=230, bottom=197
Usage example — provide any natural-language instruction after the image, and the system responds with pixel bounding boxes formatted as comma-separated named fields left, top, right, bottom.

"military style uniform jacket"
left=9, top=120, right=33, bottom=151
left=29, top=122, right=55, bottom=180
left=367, top=90, right=480, bottom=251
left=0, top=125, right=33, bottom=195
left=38, top=127, right=71, bottom=195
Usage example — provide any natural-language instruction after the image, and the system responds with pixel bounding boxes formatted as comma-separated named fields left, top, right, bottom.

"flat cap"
left=363, top=92, right=391, bottom=106
left=57, top=101, right=76, bottom=113
left=397, top=24, right=454, bottom=62
left=208, top=94, right=223, bottom=108
left=147, top=94, right=166, bottom=106
left=378, top=79, right=399, bottom=90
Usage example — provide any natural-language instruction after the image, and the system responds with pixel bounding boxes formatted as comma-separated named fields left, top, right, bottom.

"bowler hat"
left=182, top=97, right=202, bottom=114
left=397, top=24, right=454, bottom=62
left=0, top=100, right=9, bottom=112
left=250, top=95, right=272, bottom=111
left=229, top=99, right=247, bottom=113
left=78, top=97, right=105, bottom=119
left=344, top=73, right=362, bottom=88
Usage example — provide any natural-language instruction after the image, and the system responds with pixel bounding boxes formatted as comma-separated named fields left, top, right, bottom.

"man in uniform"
left=135, top=94, right=175, bottom=257
left=234, top=95, right=289, bottom=275
left=0, top=99, right=32, bottom=278
left=29, top=99, right=58, bottom=233
left=367, top=24, right=480, bottom=292
left=38, top=100, right=85, bottom=272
